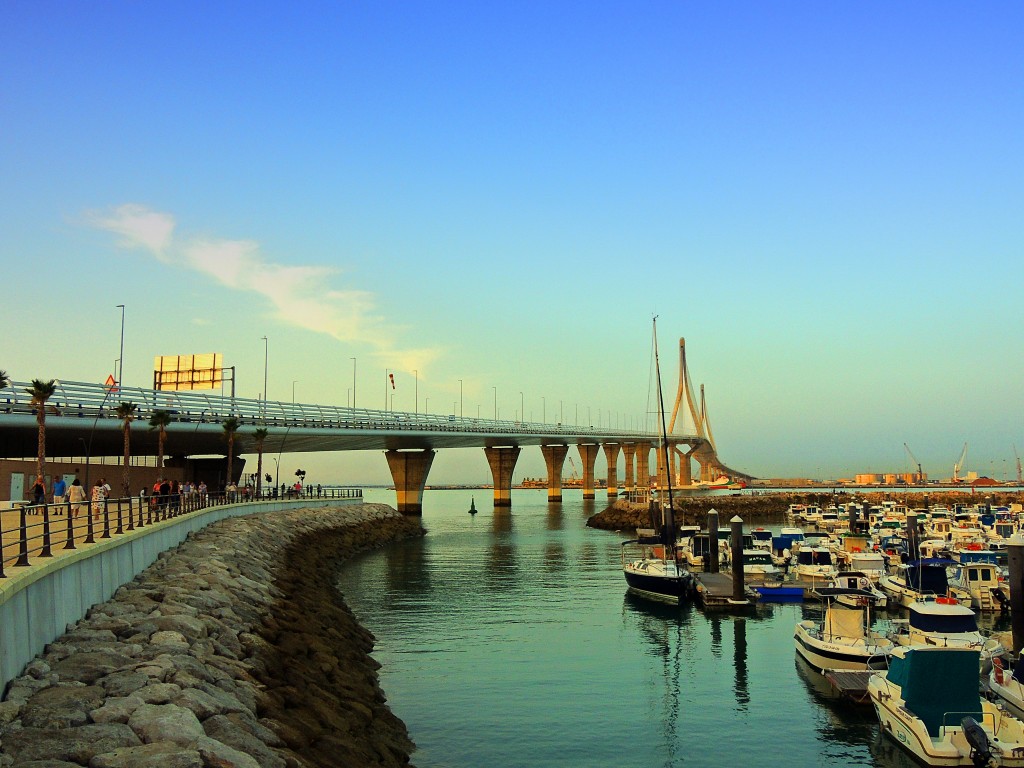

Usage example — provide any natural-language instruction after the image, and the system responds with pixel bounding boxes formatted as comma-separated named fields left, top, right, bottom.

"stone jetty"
left=0, top=503, right=425, bottom=768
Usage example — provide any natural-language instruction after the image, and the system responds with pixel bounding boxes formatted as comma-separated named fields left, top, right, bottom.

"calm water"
left=337, top=489, right=953, bottom=768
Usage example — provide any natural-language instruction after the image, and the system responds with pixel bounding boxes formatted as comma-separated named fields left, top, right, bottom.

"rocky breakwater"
left=0, top=503, right=425, bottom=768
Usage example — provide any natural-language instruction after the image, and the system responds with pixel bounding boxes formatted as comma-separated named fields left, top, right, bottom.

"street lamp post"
left=542, top=396, right=546, bottom=423
left=458, top=379, right=463, bottom=419
left=520, top=392, right=524, bottom=424
left=292, top=380, right=297, bottom=404
left=384, top=368, right=390, bottom=411
left=493, top=387, right=497, bottom=420
left=261, top=336, right=268, bottom=420
left=414, top=369, right=418, bottom=415
left=351, top=358, right=356, bottom=408
left=115, top=304, right=125, bottom=391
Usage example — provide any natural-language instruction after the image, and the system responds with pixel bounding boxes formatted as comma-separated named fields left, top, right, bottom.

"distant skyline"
left=2, top=3, right=1021, bottom=485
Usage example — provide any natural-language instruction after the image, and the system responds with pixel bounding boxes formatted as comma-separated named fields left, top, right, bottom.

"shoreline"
left=0, top=503, right=424, bottom=768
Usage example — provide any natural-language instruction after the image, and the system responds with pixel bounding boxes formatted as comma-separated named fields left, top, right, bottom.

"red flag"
left=389, top=373, right=395, bottom=389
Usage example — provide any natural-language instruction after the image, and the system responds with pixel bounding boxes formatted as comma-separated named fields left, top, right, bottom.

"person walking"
left=91, top=479, right=105, bottom=519
left=52, top=475, right=67, bottom=506
left=67, top=478, right=87, bottom=518
left=30, top=475, right=45, bottom=513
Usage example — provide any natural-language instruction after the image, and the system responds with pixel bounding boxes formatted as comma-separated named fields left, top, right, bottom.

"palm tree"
left=148, top=410, right=172, bottom=472
left=253, top=427, right=268, bottom=498
left=25, top=379, right=56, bottom=480
left=0, top=370, right=10, bottom=390
left=116, top=402, right=137, bottom=497
left=222, top=416, right=240, bottom=491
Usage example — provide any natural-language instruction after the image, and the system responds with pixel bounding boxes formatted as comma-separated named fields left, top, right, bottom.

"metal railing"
left=0, top=379, right=664, bottom=441
left=0, top=487, right=363, bottom=578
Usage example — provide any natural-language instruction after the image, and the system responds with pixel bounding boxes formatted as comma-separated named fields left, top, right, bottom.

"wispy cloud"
left=85, top=204, right=439, bottom=371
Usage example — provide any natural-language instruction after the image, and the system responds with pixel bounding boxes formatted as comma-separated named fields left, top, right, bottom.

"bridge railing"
left=1, top=379, right=661, bottom=440
left=0, top=487, right=363, bottom=577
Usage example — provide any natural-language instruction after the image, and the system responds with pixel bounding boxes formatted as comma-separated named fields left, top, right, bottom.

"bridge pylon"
left=484, top=446, right=521, bottom=508
left=385, top=449, right=436, bottom=515
left=541, top=444, right=569, bottom=503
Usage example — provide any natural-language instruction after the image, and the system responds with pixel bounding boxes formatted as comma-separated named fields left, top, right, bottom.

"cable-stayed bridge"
left=1, top=353, right=750, bottom=512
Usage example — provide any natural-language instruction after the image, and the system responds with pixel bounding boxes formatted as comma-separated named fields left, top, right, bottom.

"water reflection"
left=621, top=593, right=692, bottom=767
left=486, top=511, right=519, bottom=589
left=733, top=618, right=749, bottom=711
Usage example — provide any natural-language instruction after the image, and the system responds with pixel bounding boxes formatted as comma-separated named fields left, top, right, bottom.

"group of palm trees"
left=1, top=370, right=270, bottom=500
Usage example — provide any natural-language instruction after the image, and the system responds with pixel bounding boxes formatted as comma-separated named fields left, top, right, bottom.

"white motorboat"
left=737, top=549, right=783, bottom=581
left=878, top=558, right=972, bottom=609
left=948, top=552, right=1011, bottom=612
left=829, top=571, right=888, bottom=609
left=869, top=646, right=1024, bottom=766
left=990, top=655, right=1024, bottom=722
left=793, top=547, right=838, bottom=582
left=794, top=588, right=893, bottom=673
left=885, top=599, right=1004, bottom=673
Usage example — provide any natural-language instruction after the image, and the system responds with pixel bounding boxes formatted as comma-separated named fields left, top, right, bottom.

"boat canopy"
left=751, top=529, right=773, bottom=542
left=908, top=605, right=979, bottom=634
left=886, top=648, right=983, bottom=737
left=903, top=562, right=953, bottom=594
left=824, top=605, right=866, bottom=641
left=957, top=550, right=998, bottom=565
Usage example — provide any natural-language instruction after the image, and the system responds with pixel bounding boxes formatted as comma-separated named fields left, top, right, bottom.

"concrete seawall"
left=0, top=504, right=425, bottom=767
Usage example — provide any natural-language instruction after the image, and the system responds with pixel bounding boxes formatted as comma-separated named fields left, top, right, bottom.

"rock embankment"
left=587, top=490, right=1024, bottom=533
left=0, top=503, right=425, bottom=768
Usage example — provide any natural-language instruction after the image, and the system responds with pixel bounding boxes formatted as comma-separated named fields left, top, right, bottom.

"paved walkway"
left=1, top=500, right=208, bottom=581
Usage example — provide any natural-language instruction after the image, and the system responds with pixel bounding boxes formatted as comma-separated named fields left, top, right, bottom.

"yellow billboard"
left=153, top=353, right=225, bottom=391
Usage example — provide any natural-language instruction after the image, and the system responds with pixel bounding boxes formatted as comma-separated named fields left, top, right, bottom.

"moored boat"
left=885, top=599, right=1004, bottom=673
left=869, top=646, right=1024, bottom=766
left=794, top=587, right=893, bottom=673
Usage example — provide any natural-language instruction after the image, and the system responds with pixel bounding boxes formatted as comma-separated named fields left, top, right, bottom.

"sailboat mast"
left=652, top=318, right=675, bottom=544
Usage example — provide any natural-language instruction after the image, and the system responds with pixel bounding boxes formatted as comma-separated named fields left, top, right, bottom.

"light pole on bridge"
left=115, top=304, right=125, bottom=393
left=519, top=392, right=524, bottom=424
left=261, top=336, right=268, bottom=421
left=493, top=387, right=497, bottom=421
left=458, top=379, right=463, bottom=419
left=542, top=396, right=546, bottom=423
left=414, top=369, right=418, bottom=415
left=350, top=357, right=356, bottom=408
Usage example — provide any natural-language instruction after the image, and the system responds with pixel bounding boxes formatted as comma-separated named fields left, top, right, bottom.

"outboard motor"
left=961, top=716, right=994, bottom=768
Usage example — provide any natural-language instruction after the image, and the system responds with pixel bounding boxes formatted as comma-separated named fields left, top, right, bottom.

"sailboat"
left=621, top=318, right=696, bottom=605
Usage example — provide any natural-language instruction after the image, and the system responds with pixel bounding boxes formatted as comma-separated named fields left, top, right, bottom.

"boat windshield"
left=797, top=550, right=833, bottom=566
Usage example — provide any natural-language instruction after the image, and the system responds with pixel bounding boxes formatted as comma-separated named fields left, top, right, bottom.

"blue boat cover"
left=887, top=648, right=982, bottom=737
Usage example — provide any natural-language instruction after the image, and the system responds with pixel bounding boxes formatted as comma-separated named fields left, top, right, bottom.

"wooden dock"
left=823, top=670, right=875, bottom=704
left=694, top=570, right=833, bottom=607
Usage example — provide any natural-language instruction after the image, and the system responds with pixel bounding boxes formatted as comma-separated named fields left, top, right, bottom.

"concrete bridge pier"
left=485, top=446, right=521, bottom=507
left=385, top=449, right=436, bottom=515
left=677, top=446, right=694, bottom=488
left=622, top=444, right=636, bottom=492
left=577, top=444, right=599, bottom=499
left=603, top=443, right=620, bottom=497
left=635, top=441, right=652, bottom=491
left=541, top=444, right=569, bottom=503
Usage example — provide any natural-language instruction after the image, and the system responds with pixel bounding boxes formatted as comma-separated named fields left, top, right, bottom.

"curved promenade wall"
left=0, top=499, right=343, bottom=690
left=0, top=502, right=425, bottom=767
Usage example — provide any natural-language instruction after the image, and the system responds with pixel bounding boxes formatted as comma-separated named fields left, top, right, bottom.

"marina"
left=338, top=488, right=1016, bottom=768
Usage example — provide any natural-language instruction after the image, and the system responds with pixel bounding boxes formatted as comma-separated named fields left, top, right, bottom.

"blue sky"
left=3, top=3, right=1022, bottom=485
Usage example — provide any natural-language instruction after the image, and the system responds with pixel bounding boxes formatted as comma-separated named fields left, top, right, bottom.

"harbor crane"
left=904, top=443, right=923, bottom=484
left=953, top=443, right=968, bottom=483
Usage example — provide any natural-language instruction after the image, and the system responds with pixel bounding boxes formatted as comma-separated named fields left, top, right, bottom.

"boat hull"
left=623, top=567, right=694, bottom=605
left=793, top=623, right=890, bottom=673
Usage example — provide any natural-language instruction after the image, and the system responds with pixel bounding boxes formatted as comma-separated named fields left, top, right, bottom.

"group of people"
left=145, top=479, right=208, bottom=512
left=27, top=474, right=108, bottom=518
